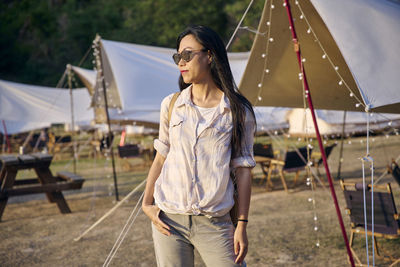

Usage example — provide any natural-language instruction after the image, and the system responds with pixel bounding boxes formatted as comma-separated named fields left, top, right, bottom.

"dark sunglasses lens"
left=181, top=51, right=192, bottom=62
left=172, top=53, right=180, bottom=65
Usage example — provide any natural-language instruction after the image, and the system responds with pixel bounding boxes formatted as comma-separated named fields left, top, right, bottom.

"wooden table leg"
left=34, top=167, right=71, bottom=213
left=0, top=169, right=18, bottom=221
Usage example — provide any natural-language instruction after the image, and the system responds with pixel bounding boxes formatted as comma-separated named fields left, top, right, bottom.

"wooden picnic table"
left=0, top=153, right=84, bottom=221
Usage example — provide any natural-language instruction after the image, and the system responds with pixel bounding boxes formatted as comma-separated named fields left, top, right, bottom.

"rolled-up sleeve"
left=154, top=94, right=174, bottom=158
left=231, top=107, right=256, bottom=169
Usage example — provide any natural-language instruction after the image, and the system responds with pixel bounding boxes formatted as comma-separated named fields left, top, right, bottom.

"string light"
left=262, top=53, right=266, bottom=58
left=269, top=37, right=274, bottom=42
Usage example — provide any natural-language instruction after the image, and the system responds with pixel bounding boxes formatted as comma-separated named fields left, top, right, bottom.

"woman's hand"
left=234, top=222, right=248, bottom=264
left=142, top=204, right=171, bottom=236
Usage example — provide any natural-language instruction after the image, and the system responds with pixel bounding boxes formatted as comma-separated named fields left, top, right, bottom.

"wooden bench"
left=0, top=153, right=84, bottom=221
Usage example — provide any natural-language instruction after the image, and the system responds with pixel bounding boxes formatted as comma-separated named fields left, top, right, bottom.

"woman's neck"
left=191, top=82, right=222, bottom=108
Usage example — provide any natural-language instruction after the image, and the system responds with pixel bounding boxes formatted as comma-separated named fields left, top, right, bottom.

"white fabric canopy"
left=287, top=109, right=400, bottom=136
left=310, top=0, right=400, bottom=110
left=239, top=0, right=400, bottom=113
left=87, top=39, right=250, bottom=126
left=0, top=79, right=93, bottom=134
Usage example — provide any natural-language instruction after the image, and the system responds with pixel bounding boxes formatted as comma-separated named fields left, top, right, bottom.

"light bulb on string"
left=283, top=2, right=287, bottom=7
left=269, top=37, right=274, bottom=42
left=307, top=28, right=311, bottom=34
left=300, top=14, right=304, bottom=19
left=258, top=96, right=262, bottom=101
left=338, top=80, right=343, bottom=86
left=308, top=198, right=313, bottom=202
left=314, top=226, right=318, bottom=231
left=265, top=69, right=270, bottom=73
left=349, top=92, right=354, bottom=97
left=266, top=21, right=271, bottom=26
left=335, top=66, right=339, bottom=71
left=314, top=216, right=318, bottom=221
left=258, top=83, right=262, bottom=88
left=355, top=103, right=361, bottom=108
left=388, top=121, right=393, bottom=126
left=302, top=58, right=306, bottom=62
left=271, top=4, right=275, bottom=9
left=261, top=53, right=266, bottom=58
left=322, top=54, right=327, bottom=59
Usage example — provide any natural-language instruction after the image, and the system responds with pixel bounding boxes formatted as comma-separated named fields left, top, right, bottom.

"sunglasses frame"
left=172, top=48, right=208, bottom=65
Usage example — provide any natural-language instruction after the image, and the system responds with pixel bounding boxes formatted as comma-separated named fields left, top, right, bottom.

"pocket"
left=169, top=117, right=184, bottom=145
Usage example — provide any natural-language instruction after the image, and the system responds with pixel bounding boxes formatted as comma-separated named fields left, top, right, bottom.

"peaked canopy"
left=88, top=38, right=250, bottom=126
left=239, top=0, right=400, bottom=113
left=0, top=79, right=93, bottom=134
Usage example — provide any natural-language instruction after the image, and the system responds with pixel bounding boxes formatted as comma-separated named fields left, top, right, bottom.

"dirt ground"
left=1, top=135, right=400, bottom=266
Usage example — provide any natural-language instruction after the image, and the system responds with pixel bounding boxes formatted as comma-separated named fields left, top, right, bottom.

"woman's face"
left=177, top=34, right=211, bottom=84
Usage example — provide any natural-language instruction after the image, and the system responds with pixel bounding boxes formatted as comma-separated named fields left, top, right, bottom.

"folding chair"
left=389, top=160, right=400, bottom=187
left=265, top=146, right=311, bottom=192
left=253, top=143, right=274, bottom=185
left=311, top=143, right=337, bottom=176
left=340, top=180, right=400, bottom=266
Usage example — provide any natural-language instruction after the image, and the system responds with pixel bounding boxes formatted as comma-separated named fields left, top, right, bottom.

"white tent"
left=70, top=38, right=289, bottom=130
left=239, top=0, right=400, bottom=114
left=287, top=109, right=400, bottom=137
left=0, top=79, right=94, bottom=134
left=89, top=38, right=253, bottom=126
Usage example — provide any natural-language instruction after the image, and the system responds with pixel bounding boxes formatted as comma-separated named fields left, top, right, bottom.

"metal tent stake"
left=283, top=1, right=355, bottom=266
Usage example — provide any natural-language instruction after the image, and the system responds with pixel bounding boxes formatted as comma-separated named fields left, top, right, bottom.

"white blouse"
left=153, top=86, right=256, bottom=217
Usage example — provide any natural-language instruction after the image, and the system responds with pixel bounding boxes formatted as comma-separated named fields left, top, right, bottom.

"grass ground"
left=1, top=134, right=400, bottom=266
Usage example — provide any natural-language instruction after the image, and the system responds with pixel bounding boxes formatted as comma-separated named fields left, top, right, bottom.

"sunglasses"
left=172, top=48, right=208, bottom=65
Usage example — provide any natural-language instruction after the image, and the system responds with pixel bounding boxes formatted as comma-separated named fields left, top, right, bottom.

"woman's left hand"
left=234, top=222, right=248, bottom=264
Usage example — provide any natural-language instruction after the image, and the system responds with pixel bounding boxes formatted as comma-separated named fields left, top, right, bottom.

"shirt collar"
left=175, top=85, right=231, bottom=114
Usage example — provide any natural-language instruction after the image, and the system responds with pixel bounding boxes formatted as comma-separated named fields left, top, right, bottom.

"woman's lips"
left=180, top=70, right=188, bottom=74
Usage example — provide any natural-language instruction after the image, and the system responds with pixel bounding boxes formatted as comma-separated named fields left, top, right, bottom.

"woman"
left=142, top=25, right=256, bottom=267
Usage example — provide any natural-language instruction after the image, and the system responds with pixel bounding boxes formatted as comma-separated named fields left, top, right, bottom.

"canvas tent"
left=239, top=0, right=400, bottom=113
left=287, top=109, right=400, bottom=137
left=89, top=37, right=252, bottom=126
left=70, top=38, right=290, bottom=131
left=0, top=79, right=93, bottom=134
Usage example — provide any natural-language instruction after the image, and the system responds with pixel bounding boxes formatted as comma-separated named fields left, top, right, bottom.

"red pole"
left=283, top=1, right=355, bottom=266
left=2, top=120, right=11, bottom=153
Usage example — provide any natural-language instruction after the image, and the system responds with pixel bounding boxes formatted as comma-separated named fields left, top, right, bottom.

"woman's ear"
left=208, top=51, right=212, bottom=64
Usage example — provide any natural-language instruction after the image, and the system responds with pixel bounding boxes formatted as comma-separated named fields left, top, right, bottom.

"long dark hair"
left=176, top=25, right=256, bottom=157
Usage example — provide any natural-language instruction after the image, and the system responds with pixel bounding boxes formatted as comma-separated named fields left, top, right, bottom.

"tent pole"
left=283, top=1, right=355, bottom=266
left=1, top=120, right=11, bottom=153
left=97, top=42, right=119, bottom=202
left=67, top=64, right=77, bottom=174
left=337, top=111, right=347, bottom=180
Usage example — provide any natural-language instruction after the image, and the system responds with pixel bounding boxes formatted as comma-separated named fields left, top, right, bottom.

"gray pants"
left=152, top=211, right=245, bottom=267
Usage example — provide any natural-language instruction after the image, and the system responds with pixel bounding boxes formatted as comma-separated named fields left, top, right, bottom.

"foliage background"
left=0, top=0, right=265, bottom=86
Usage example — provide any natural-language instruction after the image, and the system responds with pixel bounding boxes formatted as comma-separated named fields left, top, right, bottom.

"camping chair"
left=265, top=146, right=311, bottom=192
left=389, top=160, right=400, bottom=187
left=340, top=180, right=400, bottom=266
left=311, top=143, right=337, bottom=177
left=253, top=143, right=274, bottom=185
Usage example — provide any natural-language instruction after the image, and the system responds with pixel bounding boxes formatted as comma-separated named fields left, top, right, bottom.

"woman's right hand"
left=142, top=204, right=171, bottom=236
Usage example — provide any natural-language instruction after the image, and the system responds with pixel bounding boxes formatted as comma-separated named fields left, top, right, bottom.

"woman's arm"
left=234, top=166, right=252, bottom=264
left=142, top=152, right=171, bottom=236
